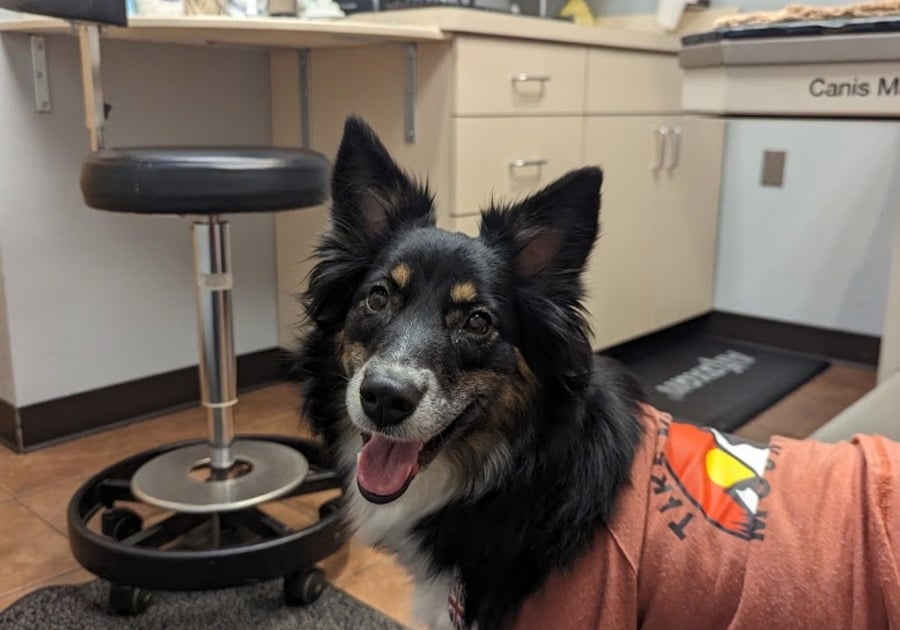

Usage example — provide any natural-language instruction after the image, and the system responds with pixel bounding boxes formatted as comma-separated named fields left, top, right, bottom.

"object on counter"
left=185, top=0, right=225, bottom=13
left=298, top=0, right=345, bottom=17
left=268, top=0, right=297, bottom=14
left=333, top=0, right=376, bottom=12
left=558, top=0, right=594, bottom=25
left=187, top=0, right=271, bottom=16
left=134, top=0, right=186, bottom=15
left=714, top=0, right=900, bottom=28
left=656, top=0, right=690, bottom=30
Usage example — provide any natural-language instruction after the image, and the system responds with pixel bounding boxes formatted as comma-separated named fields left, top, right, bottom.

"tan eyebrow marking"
left=450, top=281, right=478, bottom=303
left=391, top=263, right=412, bottom=288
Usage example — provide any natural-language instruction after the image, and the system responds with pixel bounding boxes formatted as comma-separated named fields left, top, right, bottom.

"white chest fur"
left=337, top=431, right=465, bottom=629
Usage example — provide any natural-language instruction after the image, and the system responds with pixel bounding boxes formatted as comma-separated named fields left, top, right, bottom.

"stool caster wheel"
left=284, top=567, right=325, bottom=606
left=101, top=508, right=142, bottom=541
left=109, top=584, right=152, bottom=616
left=319, top=498, right=342, bottom=519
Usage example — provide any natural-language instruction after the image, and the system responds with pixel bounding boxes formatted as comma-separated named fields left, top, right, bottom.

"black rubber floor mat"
left=609, top=335, right=830, bottom=433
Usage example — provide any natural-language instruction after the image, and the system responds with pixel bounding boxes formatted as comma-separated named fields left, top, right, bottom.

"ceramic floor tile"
left=0, top=387, right=310, bottom=496
left=0, top=502, right=78, bottom=597
left=14, top=475, right=89, bottom=535
left=0, top=566, right=94, bottom=612
left=736, top=363, right=876, bottom=443
left=0, top=408, right=207, bottom=495
left=17, top=474, right=168, bottom=539
left=334, top=555, right=414, bottom=628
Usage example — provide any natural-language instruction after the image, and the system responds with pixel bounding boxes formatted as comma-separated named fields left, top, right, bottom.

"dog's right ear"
left=329, top=116, right=435, bottom=246
left=302, top=118, right=433, bottom=331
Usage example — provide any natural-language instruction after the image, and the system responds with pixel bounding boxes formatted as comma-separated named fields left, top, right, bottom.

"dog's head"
left=299, top=117, right=602, bottom=506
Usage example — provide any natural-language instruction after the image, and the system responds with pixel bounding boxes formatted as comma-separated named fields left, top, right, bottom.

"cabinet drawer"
left=450, top=117, right=585, bottom=217
left=454, top=37, right=587, bottom=116
left=586, top=49, right=681, bottom=114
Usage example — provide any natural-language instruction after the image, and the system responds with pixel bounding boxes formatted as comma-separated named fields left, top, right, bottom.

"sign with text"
left=682, top=61, right=900, bottom=117
left=808, top=76, right=900, bottom=98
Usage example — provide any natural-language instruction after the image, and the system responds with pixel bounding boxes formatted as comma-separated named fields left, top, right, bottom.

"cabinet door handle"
left=511, top=74, right=551, bottom=84
left=666, top=126, right=682, bottom=171
left=510, top=158, right=548, bottom=170
left=651, top=126, right=669, bottom=172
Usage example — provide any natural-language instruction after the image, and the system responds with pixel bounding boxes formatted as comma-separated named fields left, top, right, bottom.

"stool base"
left=67, top=434, right=347, bottom=614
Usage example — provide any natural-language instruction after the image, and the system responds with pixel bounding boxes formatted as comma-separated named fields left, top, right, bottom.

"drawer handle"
left=666, top=126, right=682, bottom=171
left=510, top=158, right=548, bottom=170
left=511, top=74, right=551, bottom=84
left=651, top=126, right=669, bottom=172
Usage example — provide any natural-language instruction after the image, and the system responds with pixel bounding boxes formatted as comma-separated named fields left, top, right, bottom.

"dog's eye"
left=366, top=286, right=389, bottom=312
left=464, top=312, right=491, bottom=335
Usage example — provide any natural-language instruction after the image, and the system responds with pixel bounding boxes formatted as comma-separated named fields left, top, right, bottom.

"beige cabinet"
left=583, top=115, right=723, bottom=349
left=273, top=34, right=723, bottom=352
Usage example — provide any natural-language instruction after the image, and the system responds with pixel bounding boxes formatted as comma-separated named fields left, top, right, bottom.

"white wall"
left=0, top=34, right=278, bottom=406
left=0, top=248, right=14, bottom=403
left=713, top=120, right=900, bottom=336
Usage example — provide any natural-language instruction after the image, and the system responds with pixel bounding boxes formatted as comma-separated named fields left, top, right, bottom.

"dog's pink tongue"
left=357, top=435, right=422, bottom=497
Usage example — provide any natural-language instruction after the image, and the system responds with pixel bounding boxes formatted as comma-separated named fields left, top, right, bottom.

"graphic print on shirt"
left=651, top=420, right=777, bottom=541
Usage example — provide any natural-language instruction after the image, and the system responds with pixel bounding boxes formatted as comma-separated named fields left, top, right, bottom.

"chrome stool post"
left=193, top=216, right=237, bottom=472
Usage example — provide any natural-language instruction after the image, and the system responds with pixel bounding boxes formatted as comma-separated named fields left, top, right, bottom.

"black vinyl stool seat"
left=80, top=147, right=330, bottom=214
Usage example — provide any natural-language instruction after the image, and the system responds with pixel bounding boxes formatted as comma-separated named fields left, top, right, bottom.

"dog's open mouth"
left=356, top=407, right=473, bottom=504
left=356, top=433, right=423, bottom=504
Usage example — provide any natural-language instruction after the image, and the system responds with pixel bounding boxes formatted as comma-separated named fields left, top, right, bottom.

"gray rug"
left=0, top=579, right=406, bottom=630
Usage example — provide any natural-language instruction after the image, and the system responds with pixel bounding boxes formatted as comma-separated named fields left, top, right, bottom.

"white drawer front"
left=450, top=117, right=585, bottom=217
left=454, top=37, right=587, bottom=116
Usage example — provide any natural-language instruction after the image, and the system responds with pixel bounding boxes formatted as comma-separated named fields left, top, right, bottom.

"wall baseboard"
left=0, top=347, right=288, bottom=454
left=0, top=399, right=19, bottom=454
left=700, top=311, right=881, bottom=366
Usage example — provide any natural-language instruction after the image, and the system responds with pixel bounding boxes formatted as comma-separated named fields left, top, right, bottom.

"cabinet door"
left=582, top=116, right=668, bottom=350
left=656, top=116, right=725, bottom=325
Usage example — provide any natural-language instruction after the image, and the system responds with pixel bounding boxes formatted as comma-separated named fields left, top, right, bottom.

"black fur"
left=292, top=116, right=647, bottom=628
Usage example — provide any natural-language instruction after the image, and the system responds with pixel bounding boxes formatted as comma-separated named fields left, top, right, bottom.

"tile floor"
left=0, top=361, right=877, bottom=626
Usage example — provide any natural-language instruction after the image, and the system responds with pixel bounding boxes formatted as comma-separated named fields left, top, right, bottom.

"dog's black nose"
left=359, top=372, right=423, bottom=428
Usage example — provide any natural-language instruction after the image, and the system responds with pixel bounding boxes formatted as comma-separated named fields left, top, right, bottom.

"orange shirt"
left=509, top=405, right=900, bottom=629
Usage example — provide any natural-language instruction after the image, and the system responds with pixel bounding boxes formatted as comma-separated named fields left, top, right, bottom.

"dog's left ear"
left=480, top=167, right=602, bottom=283
left=330, top=116, right=435, bottom=245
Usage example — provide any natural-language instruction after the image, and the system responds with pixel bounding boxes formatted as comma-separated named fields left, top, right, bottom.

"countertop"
left=0, top=7, right=679, bottom=53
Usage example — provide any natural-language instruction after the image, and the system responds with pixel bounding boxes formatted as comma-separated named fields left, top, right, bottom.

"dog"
left=291, top=116, right=900, bottom=630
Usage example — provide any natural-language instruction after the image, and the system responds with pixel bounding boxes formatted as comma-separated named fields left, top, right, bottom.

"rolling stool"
left=0, top=0, right=348, bottom=616
left=67, top=149, right=348, bottom=615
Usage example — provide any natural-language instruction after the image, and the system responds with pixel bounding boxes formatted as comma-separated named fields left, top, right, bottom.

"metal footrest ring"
left=131, top=439, right=308, bottom=513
